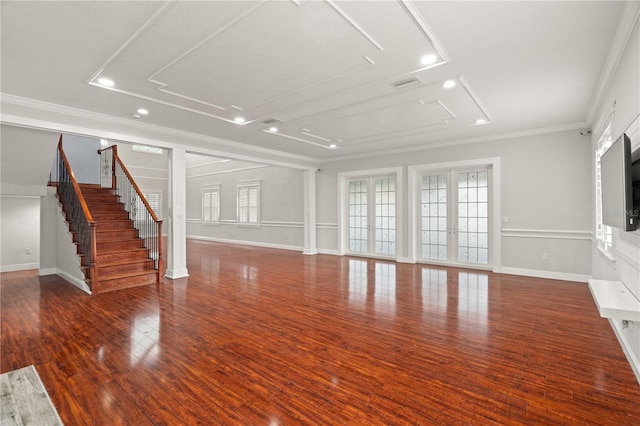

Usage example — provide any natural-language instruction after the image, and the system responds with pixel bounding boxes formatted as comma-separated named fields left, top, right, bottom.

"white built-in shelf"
left=588, top=279, right=640, bottom=322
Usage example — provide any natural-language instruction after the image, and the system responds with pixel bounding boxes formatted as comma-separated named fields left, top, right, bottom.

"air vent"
left=392, top=77, right=421, bottom=90
left=262, top=118, right=282, bottom=125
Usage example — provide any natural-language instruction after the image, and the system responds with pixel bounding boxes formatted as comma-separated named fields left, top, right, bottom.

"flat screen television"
left=601, top=133, right=638, bottom=231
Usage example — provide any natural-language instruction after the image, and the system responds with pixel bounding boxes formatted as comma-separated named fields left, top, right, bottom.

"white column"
left=303, top=169, right=318, bottom=255
left=165, top=147, right=189, bottom=279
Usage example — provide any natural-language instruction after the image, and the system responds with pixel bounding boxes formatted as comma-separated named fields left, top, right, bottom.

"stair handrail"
left=98, top=145, right=164, bottom=281
left=55, top=135, right=98, bottom=286
left=59, top=137, right=94, bottom=223
left=99, top=145, right=161, bottom=222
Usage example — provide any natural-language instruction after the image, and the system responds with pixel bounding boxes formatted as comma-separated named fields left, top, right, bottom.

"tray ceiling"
left=0, top=1, right=626, bottom=162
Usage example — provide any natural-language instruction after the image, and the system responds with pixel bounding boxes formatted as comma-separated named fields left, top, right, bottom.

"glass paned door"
left=420, top=174, right=448, bottom=260
left=348, top=176, right=397, bottom=257
left=419, top=169, right=490, bottom=266
left=457, top=171, right=489, bottom=264
left=348, top=180, right=368, bottom=253
left=375, top=177, right=396, bottom=255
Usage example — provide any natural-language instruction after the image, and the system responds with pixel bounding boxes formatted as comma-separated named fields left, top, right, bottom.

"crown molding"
left=586, top=1, right=640, bottom=125
left=0, top=93, right=319, bottom=170
left=319, top=121, right=588, bottom=164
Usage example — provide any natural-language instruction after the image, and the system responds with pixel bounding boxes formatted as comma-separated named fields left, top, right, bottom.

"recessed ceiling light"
left=475, top=118, right=487, bottom=125
left=234, top=117, right=246, bottom=124
left=442, top=80, right=456, bottom=89
left=420, top=54, right=438, bottom=65
left=97, top=78, right=114, bottom=87
left=268, top=127, right=278, bottom=133
left=132, top=114, right=141, bottom=119
left=137, top=108, right=149, bottom=115
left=329, top=144, right=337, bottom=149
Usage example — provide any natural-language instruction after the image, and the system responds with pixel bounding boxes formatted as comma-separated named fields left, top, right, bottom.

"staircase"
left=78, top=185, right=158, bottom=292
left=52, top=136, right=163, bottom=294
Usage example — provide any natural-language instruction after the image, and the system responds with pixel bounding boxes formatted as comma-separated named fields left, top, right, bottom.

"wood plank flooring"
left=2, top=239, right=640, bottom=425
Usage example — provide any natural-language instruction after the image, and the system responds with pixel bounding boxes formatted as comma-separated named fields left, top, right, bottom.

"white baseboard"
left=317, top=248, right=340, bottom=256
left=187, top=235, right=303, bottom=252
left=0, top=262, right=39, bottom=273
left=165, top=269, right=189, bottom=279
left=39, top=267, right=57, bottom=276
left=500, top=267, right=591, bottom=283
left=56, top=269, right=91, bottom=295
left=610, top=318, right=640, bottom=385
left=303, top=249, right=318, bottom=255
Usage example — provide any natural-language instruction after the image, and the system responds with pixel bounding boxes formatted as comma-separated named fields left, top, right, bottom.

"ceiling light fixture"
left=475, top=118, right=487, bottom=125
left=268, top=127, right=278, bottom=133
left=234, top=117, right=246, bottom=124
left=132, top=114, right=141, bottom=119
left=137, top=108, right=149, bottom=115
left=97, top=78, right=114, bottom=87
left=442, top=80, right=456, bottom=89
left=420, top=54, right=437, bottom=66
left=329, top=144, right=337, bottom=149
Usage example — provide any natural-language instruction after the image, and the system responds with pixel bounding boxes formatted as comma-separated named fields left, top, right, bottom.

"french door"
left=419, top=168, right=491, bottom=266
left=347, top=175, right=396, bottom=258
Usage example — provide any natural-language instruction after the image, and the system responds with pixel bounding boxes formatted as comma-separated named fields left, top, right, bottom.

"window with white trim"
left=139, top=191, right=161, bottom=218
left=595, top=123, right=614, bottom=256
left=202, top=185, right=220, bottom=224
left=237, top=180, right=260, bottom=226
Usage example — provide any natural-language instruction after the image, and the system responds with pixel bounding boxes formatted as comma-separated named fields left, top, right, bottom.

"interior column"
left=165, top=147, right=189, bottom=279
left=303, top=168, right=318, bottom=255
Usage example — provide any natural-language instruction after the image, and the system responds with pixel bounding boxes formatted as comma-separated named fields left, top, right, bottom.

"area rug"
left=0, top=365, right=63, bottom=425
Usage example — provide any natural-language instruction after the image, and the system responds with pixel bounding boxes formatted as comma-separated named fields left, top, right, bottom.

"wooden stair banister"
left=98, top=144, right=164, bottom=283
left=55, top=136, right=99, bottom=288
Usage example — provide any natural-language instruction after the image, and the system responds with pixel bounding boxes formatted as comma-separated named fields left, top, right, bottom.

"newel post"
left=111, top=145, right=118, bottom=190
left=157, top=220, right=164, bottom=284
left=90, top=221, right=99, bottom=293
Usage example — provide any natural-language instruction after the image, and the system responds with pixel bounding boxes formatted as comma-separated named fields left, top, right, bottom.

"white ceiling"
left=0, top=1, right=627, bottom=163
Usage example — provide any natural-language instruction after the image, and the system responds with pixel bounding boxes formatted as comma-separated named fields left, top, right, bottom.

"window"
left=132, top=144, right=163, bottom=155
left=137, top=191, right=161, bottom=218
left=595, top=123, right=614, bottom=256
left=237, top=180, right=260, bottom=226
left=202, top=185, right=220, bottom=224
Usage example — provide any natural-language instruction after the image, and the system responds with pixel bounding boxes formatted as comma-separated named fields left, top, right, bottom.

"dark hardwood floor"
left=2, top=240, right=640, bottom=425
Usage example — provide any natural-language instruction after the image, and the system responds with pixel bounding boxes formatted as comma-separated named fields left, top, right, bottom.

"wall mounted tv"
left=601, top=133, right=639, bottom=232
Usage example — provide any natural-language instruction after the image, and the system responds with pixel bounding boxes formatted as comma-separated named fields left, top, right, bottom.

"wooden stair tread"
left=98, top=258, right=153, bottom=268
left=97, top=240, right=146, bottom=252
left=98, top=270, right=156, bottom=281
left=97, top=247, right=148, bottom=253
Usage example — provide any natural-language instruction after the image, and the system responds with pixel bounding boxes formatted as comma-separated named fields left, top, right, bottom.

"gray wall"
left=1, top=125, right=59, bottom=186
left=0, top=196, right=40, bottom=271
left=185, top=156, right=305, bottom=249
left=317, top=129, right=592, bottom=279
left=0, top=125, right=59, bottom=272
left=61, top=134, right=100, bottom=184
